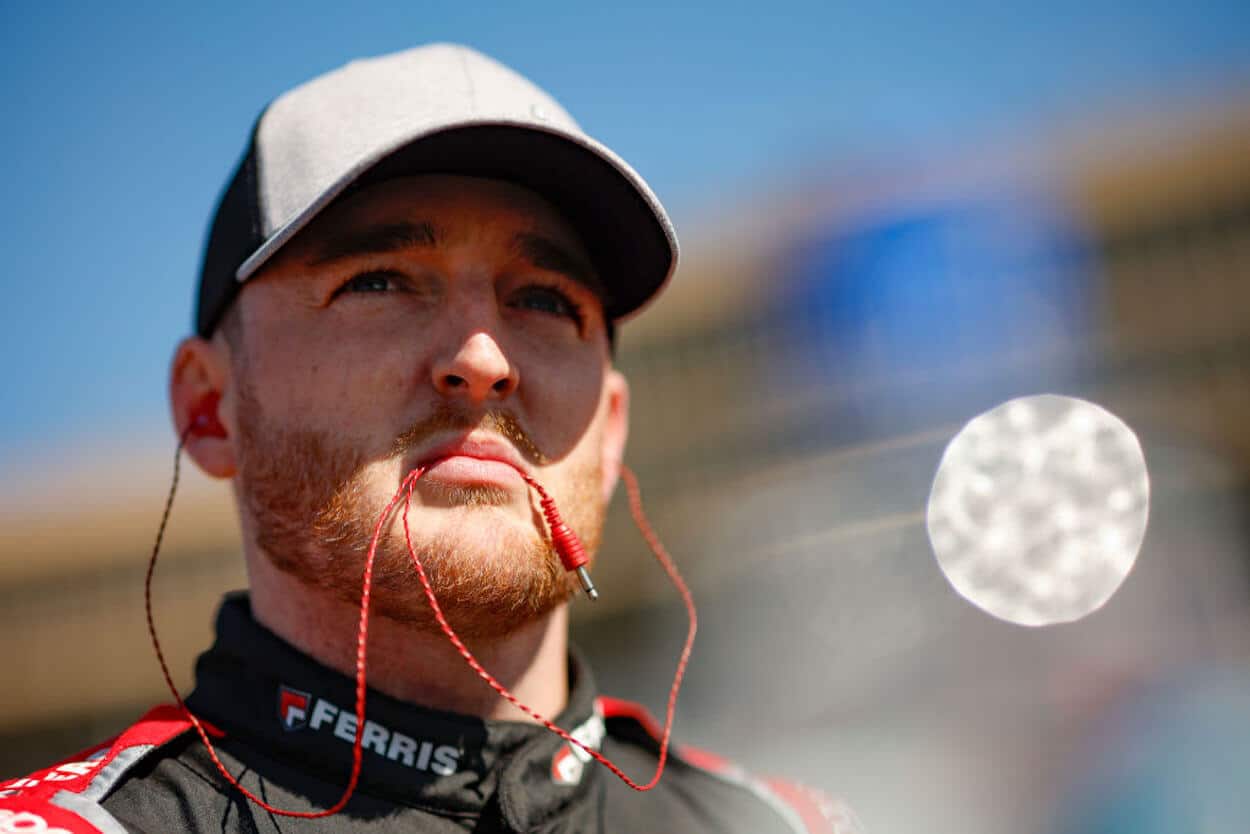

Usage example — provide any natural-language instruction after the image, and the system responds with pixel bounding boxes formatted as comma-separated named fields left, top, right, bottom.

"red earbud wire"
left=145, top=424, right=405, bottom=818
left=400, top=464, right=697, bottom=792
left=146, top=434, right=697, bottom=817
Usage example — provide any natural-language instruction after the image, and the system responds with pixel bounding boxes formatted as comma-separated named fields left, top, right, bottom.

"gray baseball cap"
left=196, top=43, right=678, bottom=337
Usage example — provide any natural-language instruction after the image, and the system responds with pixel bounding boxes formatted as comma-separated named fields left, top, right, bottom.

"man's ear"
left=599, top=369, right=630, bottom=505
left=169, top=336, right=238, bottom=479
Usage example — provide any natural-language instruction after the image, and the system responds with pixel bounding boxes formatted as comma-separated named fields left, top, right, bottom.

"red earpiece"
left=189, top=392, right=227, bottom=439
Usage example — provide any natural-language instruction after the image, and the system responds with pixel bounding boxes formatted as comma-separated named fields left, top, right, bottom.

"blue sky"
left=3, top=0, right=1249, bottom=471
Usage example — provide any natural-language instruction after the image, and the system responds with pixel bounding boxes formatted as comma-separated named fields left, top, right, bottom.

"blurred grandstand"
left=4, top=90, right=1250, bottom=833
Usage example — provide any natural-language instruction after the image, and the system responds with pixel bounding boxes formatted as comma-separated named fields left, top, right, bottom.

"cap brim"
left=236, top=121, right=677, bottom=323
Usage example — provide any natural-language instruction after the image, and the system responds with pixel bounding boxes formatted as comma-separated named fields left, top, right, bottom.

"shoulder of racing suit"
left=596, top=696, right=863, bottom=834
left=0, top=705, right=193, bottom=834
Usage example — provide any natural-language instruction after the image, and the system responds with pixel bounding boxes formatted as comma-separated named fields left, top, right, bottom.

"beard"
left=234, top=377, right=605, bottom=641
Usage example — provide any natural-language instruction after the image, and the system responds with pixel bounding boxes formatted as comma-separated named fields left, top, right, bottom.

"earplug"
left=190, top=392, right=227, bottom=438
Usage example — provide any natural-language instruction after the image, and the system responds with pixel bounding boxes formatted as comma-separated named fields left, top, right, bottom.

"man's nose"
left=431, top=331, right=520, bottom=403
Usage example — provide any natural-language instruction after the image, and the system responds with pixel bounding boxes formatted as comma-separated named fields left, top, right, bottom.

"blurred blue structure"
left=779, top=190, right=1098, bottom=380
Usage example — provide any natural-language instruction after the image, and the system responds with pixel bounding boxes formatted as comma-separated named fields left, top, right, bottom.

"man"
left=1, top=45, right=858, bottom=833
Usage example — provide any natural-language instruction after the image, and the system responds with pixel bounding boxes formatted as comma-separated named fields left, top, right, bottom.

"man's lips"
left=416, top=434, right=530, bottom=487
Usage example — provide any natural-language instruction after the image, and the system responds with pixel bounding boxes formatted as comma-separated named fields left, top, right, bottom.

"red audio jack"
left=146, top=429, right=697, bottom=817
left=522, top=472, right=598, bottom=600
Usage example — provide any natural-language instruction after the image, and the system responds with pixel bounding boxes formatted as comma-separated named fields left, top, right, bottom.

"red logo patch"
left=278, top=686, right=310, bottom=731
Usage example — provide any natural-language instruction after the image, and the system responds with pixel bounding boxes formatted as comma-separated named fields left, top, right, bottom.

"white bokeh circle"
left=926, top=394, right=1150, bottom=626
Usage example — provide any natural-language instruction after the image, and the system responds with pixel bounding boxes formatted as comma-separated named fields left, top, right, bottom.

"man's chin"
left=366, top=537, right=573, bottom=640
left=414, top=479, right=515, bottom=508
left=322, top=513, right=569, bottom=639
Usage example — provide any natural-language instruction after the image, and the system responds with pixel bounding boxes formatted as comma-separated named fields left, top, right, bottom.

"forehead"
left=273, top=174, right=596, bottom=272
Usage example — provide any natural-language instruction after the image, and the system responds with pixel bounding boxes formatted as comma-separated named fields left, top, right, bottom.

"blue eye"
left=512, top=285, right=583, bottom=323
left=340, top=271, right=397, bottom=294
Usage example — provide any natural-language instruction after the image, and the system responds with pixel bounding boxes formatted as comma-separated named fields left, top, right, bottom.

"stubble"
left=234, top=377, right=604, bottom=640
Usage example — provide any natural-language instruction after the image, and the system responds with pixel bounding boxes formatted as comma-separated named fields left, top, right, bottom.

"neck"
left=246, top=553, right=570, bottom=723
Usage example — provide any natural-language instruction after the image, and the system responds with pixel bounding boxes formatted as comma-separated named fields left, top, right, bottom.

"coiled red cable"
left=144, top=425, right=411, bottom=818
left=399, top=463, right=697, bottom=791
left=146, top=432, right=697, bottom=817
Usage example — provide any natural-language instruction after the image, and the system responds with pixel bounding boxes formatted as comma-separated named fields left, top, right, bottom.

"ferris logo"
left=278, top=686, right=310, bottom=731
left=0, top=809, right=72, bottom=834
left=551, top=707, right=606, bottom=787
left=275, top=685, right=460, bottom=776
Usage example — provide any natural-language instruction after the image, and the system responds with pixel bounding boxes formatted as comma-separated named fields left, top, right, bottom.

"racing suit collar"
left=184, top=592, right=605, bottom=830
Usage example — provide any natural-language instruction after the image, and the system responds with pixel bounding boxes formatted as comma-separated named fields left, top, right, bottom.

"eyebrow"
left=309, top=221, right=438, bottom=265
left=511, top=232, right=605, bottom=298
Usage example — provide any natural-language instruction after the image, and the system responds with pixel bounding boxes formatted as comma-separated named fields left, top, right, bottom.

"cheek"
left=542, top=417, right=608, bottom=541
left=524, top=354, right=608, bottom=460
left=244, top=319, right=422, bottom=427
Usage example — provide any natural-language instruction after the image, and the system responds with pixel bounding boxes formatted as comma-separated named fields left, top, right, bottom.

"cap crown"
left=255, top=44, right=580, bottom=240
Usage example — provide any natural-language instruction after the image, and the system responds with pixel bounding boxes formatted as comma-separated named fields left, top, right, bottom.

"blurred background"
left=4, top=3, right=1250, bottom=831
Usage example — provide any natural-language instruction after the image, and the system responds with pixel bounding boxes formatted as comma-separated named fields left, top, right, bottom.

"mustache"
left=389, top=402, right=549, bottom=466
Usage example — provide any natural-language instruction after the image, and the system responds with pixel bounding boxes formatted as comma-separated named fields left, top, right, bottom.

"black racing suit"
left=2, top=594, right=858, bottom=833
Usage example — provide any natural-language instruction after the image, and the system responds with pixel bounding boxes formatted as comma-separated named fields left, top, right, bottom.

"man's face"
left=212, top=175, right=627, bottom=639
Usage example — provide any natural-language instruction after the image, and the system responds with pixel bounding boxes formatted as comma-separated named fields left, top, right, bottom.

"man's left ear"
left=599, top=369, right=630, bottom=505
